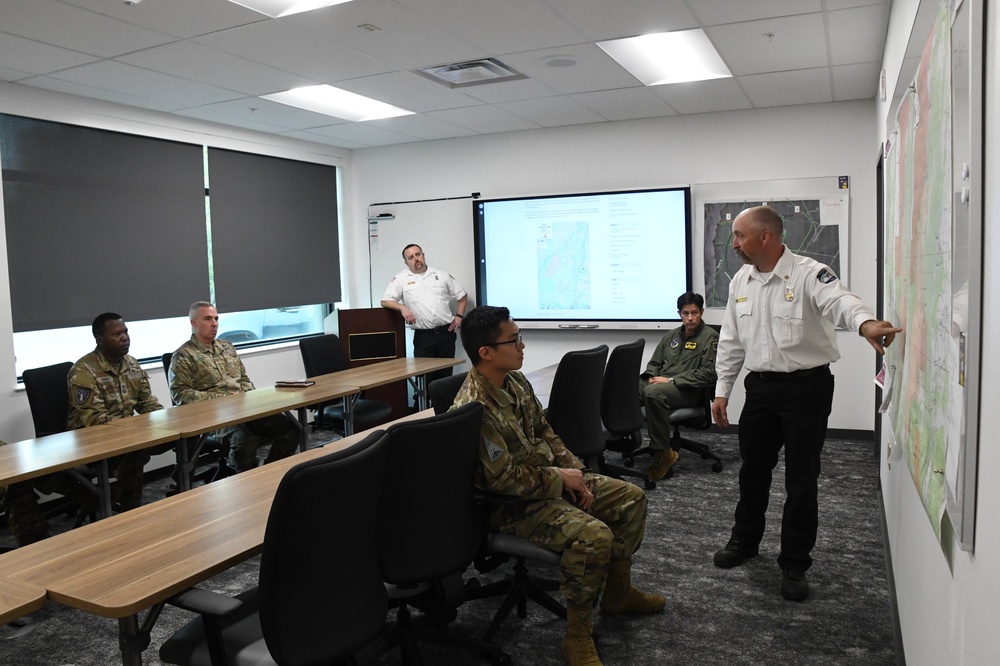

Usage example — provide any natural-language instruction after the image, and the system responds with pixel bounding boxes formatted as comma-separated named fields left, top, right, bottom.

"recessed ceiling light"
left=227, top=0, right=353, bottom=19
left=597, top=29, right=732, bottom=86
left=261, top=85, right=414, bottom=122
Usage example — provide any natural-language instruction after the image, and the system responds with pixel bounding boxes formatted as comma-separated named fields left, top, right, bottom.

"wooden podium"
left=337, top=307, right=409, bottom=419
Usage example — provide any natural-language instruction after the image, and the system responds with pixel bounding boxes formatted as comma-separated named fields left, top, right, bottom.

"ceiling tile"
left=449, top=77, right=559, bottom=105
left=738, top=68, right=834, bottom=108
left=542, top=0, right=697, bottom=40
left=571, top=87, right=677, bottom=121
left=16, top=75, right=183, bottom=113
left=192, top=20, right=396, bottom=83
left=59, top=0, right=264, bottom=39
left=366, top=113, right=479, bottom=141
left=497, top=96, right=606, bottom=128
left=0, top=33, right=100, bottom=75
left=832, top=62, right=879, bottom=101
left=708, top=13, right=828, bottom=76
left=181, top=97, right=353, bottom=131
left=117, top=41, right=312, bottom=96
left=294, top=121, right=421, bottom=148
left=825, top=0, right=888, bottom=10
left=0, top=0, right=178, bottom=57
left=652, top=77, right=753, bottom=115
left=498, top=43, right=642, bottom=95
left=426, top=105, right=541, bottom=134
left=689, top=0, right=822, bottom=25
left=828, top=4, right=889, bottom=66
left=333, top=71, right=480, bottom=113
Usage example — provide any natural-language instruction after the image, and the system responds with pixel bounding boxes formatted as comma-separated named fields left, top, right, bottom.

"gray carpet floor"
left=0, top=430, right=895, bottom=665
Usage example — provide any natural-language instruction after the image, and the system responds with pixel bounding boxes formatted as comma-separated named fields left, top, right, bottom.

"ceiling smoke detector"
left=416, top=58, right=526, bottom=88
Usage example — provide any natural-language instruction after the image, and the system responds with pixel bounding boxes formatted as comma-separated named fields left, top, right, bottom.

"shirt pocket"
left=772, top=298, right=804, bottom=347
left=735, top=300, right=753, bottom=339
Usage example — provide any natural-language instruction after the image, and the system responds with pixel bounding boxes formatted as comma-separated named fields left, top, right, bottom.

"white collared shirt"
left=382, top=266, right=467, bottom=329
left=714, top=246, right=875, bottom=399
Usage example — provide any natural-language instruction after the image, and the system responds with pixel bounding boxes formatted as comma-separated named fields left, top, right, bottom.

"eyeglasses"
left=488, top=333, right=523, bottom=347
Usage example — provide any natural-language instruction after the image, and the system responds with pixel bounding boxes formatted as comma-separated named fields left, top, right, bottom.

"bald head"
left=736, top=206, right=783, bottom=236
left=732, top=206, right=785, bottom=271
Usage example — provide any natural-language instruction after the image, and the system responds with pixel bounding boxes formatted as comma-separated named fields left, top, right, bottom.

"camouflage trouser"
left=640, top=379, right=702, bottom=450
left=0, top=481, right=48, bottom=546
left=495, top=473, right=648, bottom=605
left=213, top=413, right=300, bottom=472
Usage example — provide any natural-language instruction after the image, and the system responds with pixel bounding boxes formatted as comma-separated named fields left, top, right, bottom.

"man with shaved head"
left=711, top=205, right=900, bottom=601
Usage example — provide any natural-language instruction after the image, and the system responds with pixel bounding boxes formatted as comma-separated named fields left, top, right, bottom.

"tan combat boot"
left=561, top=602, right=603, bottom=666
left=646, top=448, right=679, bottom=481
left=599, top=559, right=666, bottom=614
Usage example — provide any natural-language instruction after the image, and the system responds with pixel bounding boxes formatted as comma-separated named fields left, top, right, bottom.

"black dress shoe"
left=713, top=539, right=759, bottom=568
left=780, top=570, right=809, bottom=601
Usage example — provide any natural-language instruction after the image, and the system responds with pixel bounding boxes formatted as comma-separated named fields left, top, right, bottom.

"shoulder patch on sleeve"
left=712, top=341, right=719, bottom=350
left=484, top=436, right=504, bottom=463
left=817, top=268, right=838, bottom=284
left=73, top=386, right=92, bottom=405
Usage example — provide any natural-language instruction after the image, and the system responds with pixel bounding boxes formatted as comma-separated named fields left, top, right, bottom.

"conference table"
left=0, top=423, right=180, bottom=518
left=0, top=410, right=434, bottom=665
left=0, top=576, right=45, bottom=626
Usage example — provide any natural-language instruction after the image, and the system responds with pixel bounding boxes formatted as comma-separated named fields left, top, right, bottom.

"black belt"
left=751, top=364, right=829, bottom=380
left=415, top=325, right=451, bottom=334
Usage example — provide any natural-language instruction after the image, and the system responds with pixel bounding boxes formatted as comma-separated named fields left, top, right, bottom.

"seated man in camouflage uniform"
left=1, top=313, right=163, bottom=546
left=452, top=305, right=664, bottom=666
left=639, top=292, right=719, bottom=480
left=168, top=301, right=298, bottom=472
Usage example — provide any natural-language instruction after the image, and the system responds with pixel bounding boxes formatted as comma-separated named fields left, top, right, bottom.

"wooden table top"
left=0, top=577, right=46, bottom=625
left=322, top=356, right=465, bottom=390
left=0, top=423, right=180, bottom=486
left=108, top=382, right=360, bottom=438
left=0, top=410, right=435, bottom=618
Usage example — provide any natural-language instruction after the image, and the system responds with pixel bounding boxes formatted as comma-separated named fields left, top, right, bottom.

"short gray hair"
left=188, top=301, right=215, bottom=320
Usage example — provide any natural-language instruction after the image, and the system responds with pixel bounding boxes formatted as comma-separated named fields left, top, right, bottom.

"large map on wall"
left=883, top=0, right=954, bottom=541
left=703, top=198, right=846, bottom=308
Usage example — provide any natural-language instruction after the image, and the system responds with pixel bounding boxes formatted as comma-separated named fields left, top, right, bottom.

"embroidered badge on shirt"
left=684, top=341, right=698, bottom=350
left=484, top=437, right=504, bottom=462
left=817, top=268, right=838, bottom=284
left=74, top=386, right=91, bottom=405
left=736, top=296, right=747, bottom=303
left=670, top=338, right=680, bottom=348
left=712, top=341, right=719, bottom=350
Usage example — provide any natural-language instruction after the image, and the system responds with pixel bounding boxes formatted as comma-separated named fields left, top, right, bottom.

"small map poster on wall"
left=703, top=197, right=848, bottom=309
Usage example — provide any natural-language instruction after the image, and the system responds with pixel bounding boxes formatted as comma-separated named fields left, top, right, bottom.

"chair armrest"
left=167, top=588, right=243, bottom=618
left=474, top=489, right=519, bottom=506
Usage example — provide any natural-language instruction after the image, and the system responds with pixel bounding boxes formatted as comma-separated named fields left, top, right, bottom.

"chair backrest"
left=378, top=402, right=485, bottom=585
left=22, top=361, right=74, bottom=437
left=546, top=345, right=609, bottom=459
left=600, top=339, right=646, bottom=436
left=257, top=429, right=389, bottom=665
left=429, top=371, right=469, bottom=415
left=299, top=334, right=348, bottom=379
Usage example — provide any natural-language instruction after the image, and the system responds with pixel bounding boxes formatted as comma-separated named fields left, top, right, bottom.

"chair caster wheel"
left=644, top=480, right=657, bottom=490
left=711, top=462, right=723, bottom=473
left=623, top=458, right=635, bottom=468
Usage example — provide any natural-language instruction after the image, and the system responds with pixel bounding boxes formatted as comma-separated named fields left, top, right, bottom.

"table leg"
left=117, top=602, right=165, bottom=666
left=342, top=394, right=357, bottom=436
left=97, top=460, right=113, bottom=519
left=412, top=374, right=428, bottom=411
left=176, top=437, right=193, bottom=492
left=297, top=407, right=308, bottom=452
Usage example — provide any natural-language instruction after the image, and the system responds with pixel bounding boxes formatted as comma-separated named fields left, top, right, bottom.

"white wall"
left=348, top=101, right=880, bottom=432
left=874, top=1, right=1000, bottom=664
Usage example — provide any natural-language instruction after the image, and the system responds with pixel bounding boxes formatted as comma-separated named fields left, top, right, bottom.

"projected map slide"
left=480, top=190, right=688, bottom=321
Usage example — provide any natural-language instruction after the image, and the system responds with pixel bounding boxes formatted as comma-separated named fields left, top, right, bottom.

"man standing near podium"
left=381, top=243, right=467, bottom=390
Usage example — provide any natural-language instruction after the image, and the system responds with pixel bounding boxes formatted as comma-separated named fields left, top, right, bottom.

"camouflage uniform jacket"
left=642, top=322, right=719, bottom=387
left=452, top=366, right=583, bottom=503
left=67, top=349, right=163, bottom=429
left=169, top=336, right=254, bottom=405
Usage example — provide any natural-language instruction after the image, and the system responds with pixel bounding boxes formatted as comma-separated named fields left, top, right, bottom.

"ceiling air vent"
left=416, top=58, right=526, bottom=88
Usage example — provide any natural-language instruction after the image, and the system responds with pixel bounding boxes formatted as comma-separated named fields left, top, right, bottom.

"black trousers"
left=731, top=366, right=835, bottom=573
left=412, top=326, right=457, bottom=389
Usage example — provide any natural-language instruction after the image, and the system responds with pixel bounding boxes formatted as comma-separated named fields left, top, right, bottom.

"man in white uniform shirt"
left=381, top=244, right=468, bottom=390
left=711, top=206, right=900, bottom=601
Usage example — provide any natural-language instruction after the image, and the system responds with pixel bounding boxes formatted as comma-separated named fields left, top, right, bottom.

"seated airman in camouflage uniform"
left=1, top=313, right=163, bottom=546
left=168, top=301, right=298, bottom=472
left=452, top=305, right=665, bottom=666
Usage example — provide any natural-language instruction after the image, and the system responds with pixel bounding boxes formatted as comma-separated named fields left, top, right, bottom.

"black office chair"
left=378, top=403, right=510, bottom=666
left=429, top=372, right=566, bottom=643
left=162, top=353, right=237, bottom=487
left=21, top=362, right=101, bottom=524
left=158, top=429, right=390, bottom=666
left=545, top=345, right=609, bottom=471
left=632, top=383, right=723, bottom=473
left=298, top=334, right=392, bottom=432
left=601, top=339, right=657, bottom=490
